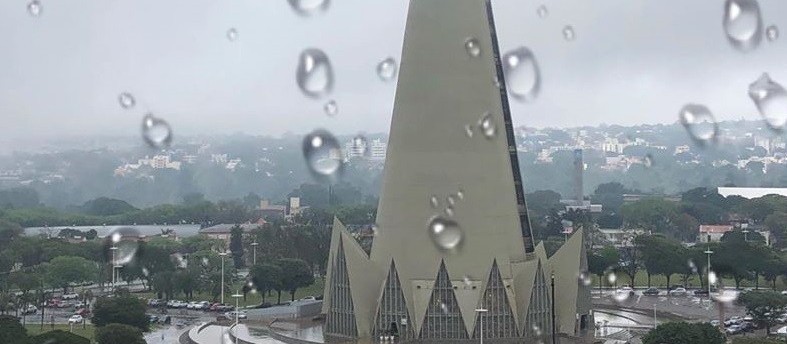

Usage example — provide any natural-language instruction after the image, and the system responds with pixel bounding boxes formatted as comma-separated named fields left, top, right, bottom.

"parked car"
left=710, top=320, right=720, bottom=327
left=75, top=308, right=90, bottom=317
left=148, top=315, right=160, bottom=323
left=616, top=286, right=635, bottom=295
left=725, top=324, right=742, bottom=335
left=21, top=305, right=38, bottom=315
left=196, top=301, right=210, bottom=310
left=694, top=289, right=709, bottom=296
left=301, top=296, right=316, bottom=301
left=668, top=287, right=687, bottom=296
left=224, top=311, right=247, bottom=319
left=62, top=293, right=79, bottom=300
left=209, top=303, right=233, bottom=312
left=68, top=315, right=84, bottom=324
left=186, top=302, right=199, bottom=310
left=643, top=288, right=660, bottom=296
left=148, top=299, right=163, bottom=307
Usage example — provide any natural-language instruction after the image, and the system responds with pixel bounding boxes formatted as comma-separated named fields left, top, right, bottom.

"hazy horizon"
left=1, top=0, right=786, bottom=141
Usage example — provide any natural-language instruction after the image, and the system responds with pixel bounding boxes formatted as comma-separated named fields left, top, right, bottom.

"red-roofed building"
left=698, top=225, right=734, bottom=243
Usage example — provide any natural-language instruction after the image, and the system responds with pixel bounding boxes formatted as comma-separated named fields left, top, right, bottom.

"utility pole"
left=220, top=252, right=228, bottom=304
left=251, top=242, right=258, bottom=265
left=551, top=273, right=556, bottom=344
left=475, top=308, right=488, bottom=344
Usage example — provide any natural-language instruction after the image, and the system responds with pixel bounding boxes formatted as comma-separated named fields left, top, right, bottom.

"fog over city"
left=0, top=0, right=786, bottom=144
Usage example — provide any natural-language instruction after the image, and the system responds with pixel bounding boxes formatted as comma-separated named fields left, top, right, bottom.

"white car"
left=225, top=311, right=247, bottom=319
left=186, top=302, right=198, bottom=309
left=301, top=296, right=316, bottom=301
left=62, top=293, right=79, bottom=300
left=616, top=287, right=634, bottom=295
left=68, top=315, right=83, bottom=324
left=668, top=287, right=687, bottom=296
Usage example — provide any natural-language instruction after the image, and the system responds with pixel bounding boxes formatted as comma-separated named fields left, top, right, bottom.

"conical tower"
left=322, top=0, right=592, bottom=342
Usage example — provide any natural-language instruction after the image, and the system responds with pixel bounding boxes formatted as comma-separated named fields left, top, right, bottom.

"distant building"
left=369, top=139, right=387, bottom=160
left=717, top=187, right=787, bottom=199
left=345, top=138, right=388, bottom=160
left=698, top=225, right=734, bottom=243
left=199, top=221, right=265, bottom=242
left=597, top=228, right=646, bottom=247
left=258, top=197, right=304, bottom=219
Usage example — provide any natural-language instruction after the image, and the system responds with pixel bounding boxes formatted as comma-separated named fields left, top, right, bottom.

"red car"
left=208, top=303, right=233, bottom=312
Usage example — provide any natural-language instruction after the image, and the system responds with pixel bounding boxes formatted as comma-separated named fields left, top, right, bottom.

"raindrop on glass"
left=562, top=26, right=576, bottom=41
left=613, top=288, right=630, bottom=302
left=324, top=100, right=338, bottom=117
left=440, top=302, right=449, bottom=314
left=446, top=195, right=456, bottom=207
left=27, top=1, right=42, bottom=17
left=376, top=57, right=398, bottom=82
left=288, top=0, right=330, bottom=16
left=464, top=125, right=474, bottom=138
left=713, top=289, right=739, bottom=304
left=444, top=206, right=455, bottom=218
left=679, top=104, right=718, bottom=144
left=748, top=73, right=787, bottom=130
left=766, top=25, right=779, bottom=41
left=464, top=38, right=481, bottom=57
left=302, top=129, right=344, bottom=182
left=428, top=216, right=463, bottom=251
left=141, top=114, right=173, bottom=149
left=478, top=112, right=497, bottom=139
left=118, top=93, right=135, bottom=109
left=462, top=276, right=472, bottom=287
left=536, top=5, right=548, bottom=19
left=105, top=227, right=141, bottom=266
left=201, top=257, right=210, bottom=267
left=577, top=271, right=592, bottom=287
left=723, top=0, right=762, bottom=51
left=456, top=189, right=465, bottom=200
left=708, top=271, right=718, bottom=285
left=429, top=196, right=440, bottom=209
left=606, top=272, right=617, bottom=285
left=296, top=48, right=334, bottom=98
left=173, top=253, right=187, bottom=269
left=502, top=47, right=541, bottom=102
left=226, top=28, right=239, bottom=42
left=643, top=154, right=653, bottom=168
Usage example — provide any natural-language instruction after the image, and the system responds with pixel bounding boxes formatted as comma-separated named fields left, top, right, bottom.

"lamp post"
left=251, top=242, right=258, bottom=265
left=219, top=252, right=229, bottom=304
left=109, top=246, right=118, bottom=291
left=232, top=291, right=243, bottom=344
left=742, top=230, right=750, bottom=242
left=551, top=273, right=556, bottom=344
left=474, top=308, right=488, bottom=344
left=704, top=248, right=714, bottom=297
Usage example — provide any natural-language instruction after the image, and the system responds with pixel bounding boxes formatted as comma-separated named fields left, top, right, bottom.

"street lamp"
left=232, top=291, right=243, bottom=344
left=109, top=246, right=118, bottom=291
left=704, top=248, right=714, bottom=297
left=551, top=273, right=556, bottom=344
left=474, top=308, right=488, bottom=344
left=219, top=252, right=229, bottom=304
left=250, top=242, right=259, bottom=265
left=742, top=230, right=750, bottom=242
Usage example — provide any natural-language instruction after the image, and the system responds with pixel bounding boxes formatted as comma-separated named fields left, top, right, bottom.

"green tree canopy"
left=642, top=322, right=724, bottom=344
left=44, top=256, right=96, bottom=292
left=276, top=258, right=315, bottom=301
left=250, top=263, right=282, bottom=303
left=96, top=323, right=146, bottom=344
left=738, top=291, right=787, bottom=334
left=92, top=296, right=149, bottom=331
left=29, top=330, right=90, bottom=344
left=0, top=315, right=26, bottom=344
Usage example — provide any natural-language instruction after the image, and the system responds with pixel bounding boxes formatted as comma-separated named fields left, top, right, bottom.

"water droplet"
left=532, top=325, right=543, bottom=336
left=446, top=195, right=456, bottom=207
left=643, top=154, right=654, bottom=168
left=462, top=276, right=472, bottom=287
left=478, top=112, right=497, bottom=139
left=679, top=104, right=718, bottom=143
left=27, top=1, right=42, bottom=17
left=606, top=272, right=617, bottom=285
left=351, top=135, right=370, bottom=157
left=172, top=253, right=188, bottom=269
left=613, top=288, right=630, bottom=302
left=296, top=48, right=334, bottom=98
left=766, top=25, right=779, bottom=41
left=324, top=100, right=338, bottom=116
left=688, top=260, right=698, bottom=274
left=713, top=289, right=739, bottom=304
left=748, top=73, right=787, bottom=130
left=429, top=196, right=440, bottom=209
left=444, top=206, right=455, bottom=218
left=288, top=0, right=330, bottom=16
left=428, top=216, right=463, bottom=251
left=536, top=5, right=548, bottom=19
left=723, top=0, right=762, bottom=51
left=464, top=38, right=481, bottom=57
left=141, top=114, right=173, bottom=149
left=302, top=129, right=344, bottom=182
left=370, top=224, right=380, bottom=236
left=502, top=47, right=541, bottom=102
left=226, top=28, right=238, bottom=42
left=376, top=57, right=398, bottom=82
left=708, top=271, right=718, bottom=285
left=562, top=26, right=576, bottom=41
left=105, top=227, right=141, bottom=266
left=440, top=302, right=449, bottom=314
left=464, top=125, right=474, bottom=138
left=118, top=93, right=135, bottom=109
left=456, top=189, right=465, bottom=200
left=142, top=268, right=149, bottom=277
left=201, top=257, right=210, bottom=267
left=577, top=271, right=592, bottom=287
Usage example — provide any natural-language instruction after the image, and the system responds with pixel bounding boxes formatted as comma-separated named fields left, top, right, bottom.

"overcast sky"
left=0, top=0, right=786, bottom=141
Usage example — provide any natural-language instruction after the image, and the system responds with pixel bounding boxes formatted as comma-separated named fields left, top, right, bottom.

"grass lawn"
left=133, top=278, right=325, bottom=307
left=25, top=323, right=95, bottom=341
left=590, top=270, right=787, bottom=290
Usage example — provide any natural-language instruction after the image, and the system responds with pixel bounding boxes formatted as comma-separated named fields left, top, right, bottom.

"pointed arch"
left=418, top=260, right=469, bottom=340
left=472, top=260, right=518, bottom=339
left=524, top=260, right=552, bottom=340
left=373, top=260, right=414, bottom=340
left=324, top=238, right=358, bottom=338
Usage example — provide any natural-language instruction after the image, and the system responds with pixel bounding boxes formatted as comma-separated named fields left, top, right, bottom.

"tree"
left=81, top=197, right=138, bottom=216
left=642, top=322, right=724, bottom=344
left=44, top=256, right=95, bottom=292
left=151, top=270, right=175, bottom=300
left=250, top=263, right=282, bottom=303
left=230, top=225, right=244, bottom=268
left=731, top=338, right=786, bottom=344
left=738, top=291, right=787, bottom=334
left=29, top=330, right=90, bottom=344
left=276, top=258, right=315, bottom=302
left=0, top=315, right=27, bottom=344
left=92, top=296, right=149, bottom=331
left=635, top=235, right=685, bottom=288
left=588, top=246, right=618, bottom=290
left=96, top=323, right=146, bottom=344
left=591, top=182, right=627, bottom=212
